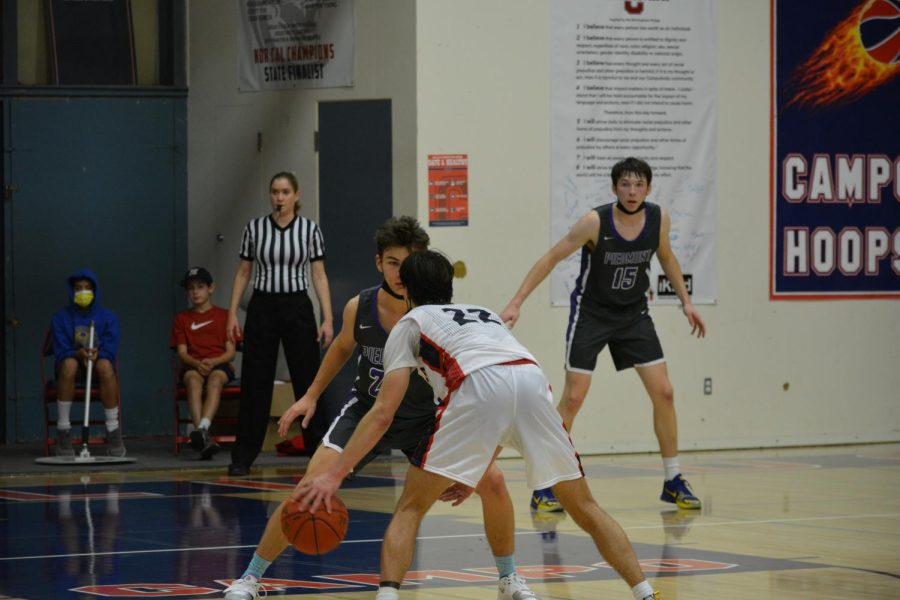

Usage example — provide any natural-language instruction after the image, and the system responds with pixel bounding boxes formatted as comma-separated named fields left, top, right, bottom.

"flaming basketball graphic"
left=786, top=0, right=900, bottom=110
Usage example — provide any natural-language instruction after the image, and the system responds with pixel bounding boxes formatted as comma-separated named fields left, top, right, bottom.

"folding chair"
left=172, top=346, right=242, bottom=455
left=41, top=330, right=122, bottom=456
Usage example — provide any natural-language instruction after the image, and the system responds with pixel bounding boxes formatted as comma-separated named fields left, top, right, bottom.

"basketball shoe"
left=197, top=429, right=220, bottom=460
left=529, top=487, right=564, bottom=513
left=189, top=429, right=205, bottom=452
left=530, top=506, right=567, bottom=542
left=498, top=573, right=540, bottom=600
left=56, top=428, right=74, bottom=457
left=661, top=508, right=698, bottom=541
left=660, top=474, right=701, bottom=509
left=106, top=427, right=126, bottom=457
left=223, top=575, right=262, bottom=600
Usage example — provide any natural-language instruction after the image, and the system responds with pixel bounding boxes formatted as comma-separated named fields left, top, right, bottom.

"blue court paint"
left=0, top=475, right=831, bottom=599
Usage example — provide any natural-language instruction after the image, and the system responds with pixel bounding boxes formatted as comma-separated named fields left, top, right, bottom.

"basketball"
left=280, top=495, right=349, bottom=555
left=858, top=0, right=900, bottom=65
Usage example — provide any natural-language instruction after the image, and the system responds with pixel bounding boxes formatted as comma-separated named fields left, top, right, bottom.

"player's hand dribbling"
left=293, top=472, right=341, bottom=514
left=278, top=395, right=317, bottom=437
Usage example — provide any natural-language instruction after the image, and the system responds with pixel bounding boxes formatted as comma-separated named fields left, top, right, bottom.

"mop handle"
left=82, top=321, right=96, bottom=434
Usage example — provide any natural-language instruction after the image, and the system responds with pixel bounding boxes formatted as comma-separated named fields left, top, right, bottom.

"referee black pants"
left=231, top=290, right=322, bottom=468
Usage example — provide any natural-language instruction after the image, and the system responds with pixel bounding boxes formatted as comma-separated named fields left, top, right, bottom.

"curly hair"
left=374, top=216, right=430, bottom=256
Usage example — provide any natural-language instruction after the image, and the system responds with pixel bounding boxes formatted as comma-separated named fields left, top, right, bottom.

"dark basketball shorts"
left=566, top=309, right=664, bottom=373
left=322, top=394, right=436, bottom=473
left=180, top=363, right=235, bottom=382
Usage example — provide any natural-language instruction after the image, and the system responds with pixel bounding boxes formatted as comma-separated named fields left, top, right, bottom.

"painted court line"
left=0, top=489, right=161, bottom=502
left=2, top=511, right=898, bottom=562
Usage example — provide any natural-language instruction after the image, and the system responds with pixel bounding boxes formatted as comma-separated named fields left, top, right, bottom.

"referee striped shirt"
left=239, top=215, right=325, bottom=293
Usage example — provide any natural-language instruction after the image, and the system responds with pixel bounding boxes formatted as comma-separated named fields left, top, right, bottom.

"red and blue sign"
left=771, top=0, right=900, bottom=299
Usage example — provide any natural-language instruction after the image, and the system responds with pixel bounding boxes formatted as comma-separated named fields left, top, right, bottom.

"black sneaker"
left=189, top=429, right=204, bottom=452
left=227, top=463, right=249, bottom=477
left=199, top=429, right=220, bottom=460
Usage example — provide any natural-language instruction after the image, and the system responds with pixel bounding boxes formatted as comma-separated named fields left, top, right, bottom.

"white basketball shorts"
left=412, top=362, right=584, bottom=489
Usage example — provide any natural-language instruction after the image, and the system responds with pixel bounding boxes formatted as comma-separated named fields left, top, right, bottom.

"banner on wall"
left=428, top=154, right=469, bottom=227
left=550, top=0, right=718, bottom=306
left=771, top=0, right=900, bottom=299
left=237, top=0, right=354, bottom=91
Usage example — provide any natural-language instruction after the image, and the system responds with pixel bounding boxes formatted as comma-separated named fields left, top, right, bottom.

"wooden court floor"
left=1, top=442, right=898, bottom=599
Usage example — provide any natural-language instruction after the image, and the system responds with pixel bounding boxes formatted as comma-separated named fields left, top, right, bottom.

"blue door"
left=3, top=97, right=187, bottom=441
left=316, top=100, right=393, bottom=425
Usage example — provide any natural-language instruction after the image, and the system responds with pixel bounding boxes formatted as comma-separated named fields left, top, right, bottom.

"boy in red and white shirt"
left=295, top=251, right=658, bottom=600
left=171, top=267, right=237, bottom=459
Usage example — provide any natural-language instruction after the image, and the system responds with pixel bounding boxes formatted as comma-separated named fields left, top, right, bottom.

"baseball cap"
left=181, top=267, right=213, bottom=288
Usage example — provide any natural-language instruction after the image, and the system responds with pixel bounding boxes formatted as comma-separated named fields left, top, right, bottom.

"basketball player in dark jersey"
left=223, top=217, right=539, bottom=600
left=501, top=157, right=706, bottom=513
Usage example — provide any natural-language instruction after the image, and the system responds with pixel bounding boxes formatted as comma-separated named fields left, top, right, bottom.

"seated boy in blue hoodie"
left=50, top=269, right=124, bottom=457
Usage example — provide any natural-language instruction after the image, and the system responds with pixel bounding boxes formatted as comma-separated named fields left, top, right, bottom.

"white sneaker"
left=223, top=575, right=263, bottom=600
left=498, top=573, right=540, bottom=600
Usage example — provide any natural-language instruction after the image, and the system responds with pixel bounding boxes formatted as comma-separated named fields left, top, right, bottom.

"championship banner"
left=771, top=0, right=900, bottom=299
left=550, top=0, right=717, bottom=306
left=237, top=0, right=354, bottom=91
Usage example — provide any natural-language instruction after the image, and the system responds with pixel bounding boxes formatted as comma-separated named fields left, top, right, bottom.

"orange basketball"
left=280, top=495, right=349, bottom=555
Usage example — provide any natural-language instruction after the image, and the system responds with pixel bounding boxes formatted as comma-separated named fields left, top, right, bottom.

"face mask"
left=73, top=290, right=94, bottom=308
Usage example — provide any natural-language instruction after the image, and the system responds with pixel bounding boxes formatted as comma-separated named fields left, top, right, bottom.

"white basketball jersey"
left=383, top=303, right=538, bottom=401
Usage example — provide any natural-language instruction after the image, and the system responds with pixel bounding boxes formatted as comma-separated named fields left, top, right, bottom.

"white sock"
left=58, top=490, right=73, bottom=517
left=199, top=417, right=211, bottom=430
left=663, top=456, right=680, bottom=481
left=376, top=586, right=400, bottom=600
left=631, top=580, right=655, bottom=599
left=57, top=400, right=73, bottom=430
left=106, top=487, right=120, bottom=515
left=105, top=408, right=119, bottom=431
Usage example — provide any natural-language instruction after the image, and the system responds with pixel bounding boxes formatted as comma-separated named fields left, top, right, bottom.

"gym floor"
left=1, top=441, right=899, bottom=599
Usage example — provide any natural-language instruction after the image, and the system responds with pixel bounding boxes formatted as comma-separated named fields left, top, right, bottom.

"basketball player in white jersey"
left=223, top=219, right=538, bottom=600
left=295, top=250, right=659, bottom=600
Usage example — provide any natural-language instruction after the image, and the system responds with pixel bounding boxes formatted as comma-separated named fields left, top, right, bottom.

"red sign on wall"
left=428, top=154, right=469, bottom=227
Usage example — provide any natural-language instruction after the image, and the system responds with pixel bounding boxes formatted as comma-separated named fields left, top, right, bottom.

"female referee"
left=225, top=171, right=334, bottom=476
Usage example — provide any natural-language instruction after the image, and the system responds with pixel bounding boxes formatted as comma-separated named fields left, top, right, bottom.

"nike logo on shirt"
left=358, top=324, right=374, bottom=330
left=191, top=320, right=214, bottom=331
